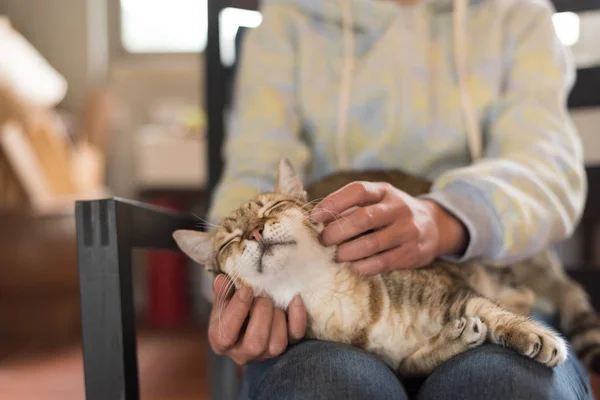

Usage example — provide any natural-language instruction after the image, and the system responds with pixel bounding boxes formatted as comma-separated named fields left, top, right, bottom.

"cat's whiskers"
left=215, top=273, right=243, bottom=328
left=214, top=264, right=246, bottom=318
left=191, top=213, right=219, bottom=230
left=300, top=197, right=326, bottom=208
left=298, top=208, right=352, bottom=236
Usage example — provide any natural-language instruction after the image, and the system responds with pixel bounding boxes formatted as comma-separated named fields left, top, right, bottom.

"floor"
left=0, top=327, right=209, bottom=400
left=1, top=330, right=599, bottom=400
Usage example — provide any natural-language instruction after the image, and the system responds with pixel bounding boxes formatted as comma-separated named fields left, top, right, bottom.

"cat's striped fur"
left=174, top=158, right=600, bottom=376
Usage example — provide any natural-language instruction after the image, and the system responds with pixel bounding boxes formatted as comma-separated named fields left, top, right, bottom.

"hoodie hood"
left=263, top=0, right=486, bottom=32
left=263, top=0, right=486, bottom=166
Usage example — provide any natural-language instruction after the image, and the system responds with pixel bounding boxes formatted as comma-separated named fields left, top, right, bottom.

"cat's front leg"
left=397, top=316, right=487, bottom=377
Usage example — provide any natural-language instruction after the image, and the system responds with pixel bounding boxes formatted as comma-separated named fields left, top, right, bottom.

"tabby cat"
left=173, top=158, right=600, bottom=376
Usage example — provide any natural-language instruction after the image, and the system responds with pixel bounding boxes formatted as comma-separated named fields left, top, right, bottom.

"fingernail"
left=290, top=295, right=303, bottom=307
left=238, top=286, right=253, bottom=302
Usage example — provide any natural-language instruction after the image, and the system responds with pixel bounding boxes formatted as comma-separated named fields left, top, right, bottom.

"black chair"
left=75, top=199, right=196, bottom=400
left=75, top=1, right=600, bottom=399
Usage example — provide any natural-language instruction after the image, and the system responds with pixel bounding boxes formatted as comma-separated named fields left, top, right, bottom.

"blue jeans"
left=238, top=320, right=593, bottom=399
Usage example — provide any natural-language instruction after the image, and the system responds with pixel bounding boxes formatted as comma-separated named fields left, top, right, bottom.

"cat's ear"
left=173, top=230, right=216, bottom=271
left=275, top=157, right=307, bottom=201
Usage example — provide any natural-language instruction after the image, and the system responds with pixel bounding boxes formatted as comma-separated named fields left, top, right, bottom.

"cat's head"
left=173, top=158, right=328, bottom=293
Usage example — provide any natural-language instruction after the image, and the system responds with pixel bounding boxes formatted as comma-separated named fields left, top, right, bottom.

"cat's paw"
left=448, top=317, right=487, bottom=348
left=502, top=326, right=567, bottom=368
left=461, top=317, right=487, bottom=347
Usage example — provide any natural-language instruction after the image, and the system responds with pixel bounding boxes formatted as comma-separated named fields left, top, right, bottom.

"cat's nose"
left=247, top=222, right=264, bottom=241
left=250, top=227, right=263, bottom=241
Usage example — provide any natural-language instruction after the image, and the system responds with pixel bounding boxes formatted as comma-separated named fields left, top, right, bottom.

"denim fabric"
left=239, top=340, right=409, bottom=400
left=238, top=321, right=593, bottom=400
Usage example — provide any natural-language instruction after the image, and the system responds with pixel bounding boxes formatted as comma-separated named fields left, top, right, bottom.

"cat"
left=173, top=157, right=600, bottom=376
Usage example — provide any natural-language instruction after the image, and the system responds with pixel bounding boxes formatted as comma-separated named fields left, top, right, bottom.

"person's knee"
left=417, top=344, right=592, bottom=400
left=244, top=340, right=407, bottom=400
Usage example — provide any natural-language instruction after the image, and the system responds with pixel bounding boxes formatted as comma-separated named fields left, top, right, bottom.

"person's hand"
left=208, top=274, right=307, bottom=365
left=310, top=181, right=468, bottom=275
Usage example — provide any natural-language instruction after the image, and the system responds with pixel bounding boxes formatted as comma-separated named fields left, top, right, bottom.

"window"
left=119, top=1, right=598, bottom=69
left=219, top=8, right=263, bottom=66
left=119, top=0, right=262, bottom=60
left=553, top=12, right=580, bottom=47
left=120, top=0, right=208, bottom=53
left=553, top=10, right=600, bottom=69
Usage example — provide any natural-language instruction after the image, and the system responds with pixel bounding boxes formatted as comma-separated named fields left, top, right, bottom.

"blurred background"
left=0, top=1, right=598, bottom=399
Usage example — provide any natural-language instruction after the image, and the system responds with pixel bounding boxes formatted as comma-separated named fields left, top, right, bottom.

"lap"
left=412, top=343, right=592, bottom=400
left=238, top=339, right=408, bottom=400
left=239, top=338, right=592, bottom=400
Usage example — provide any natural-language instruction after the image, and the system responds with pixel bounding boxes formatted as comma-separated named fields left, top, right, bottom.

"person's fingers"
left=208, top=285, right=253, bottom=354
left=335, top=221, right=418, bottom=262
left=320, top=201, right=406, bottom=246
left=260, top=308, right=288, bottom=360
left=237, top=297, right=275, bottom=361
left=350, top=242, right=419, bottom=275
left=213, top=274, right=235, bottom=300
left=310, top=182, right=387, bottom=224
left=287, top=295, right=307, bottom=343
left=210, top=275, right=237, bottom=335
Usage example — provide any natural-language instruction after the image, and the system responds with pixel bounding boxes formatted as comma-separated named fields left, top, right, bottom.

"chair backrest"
left=552, top=0, right=600, bottom=13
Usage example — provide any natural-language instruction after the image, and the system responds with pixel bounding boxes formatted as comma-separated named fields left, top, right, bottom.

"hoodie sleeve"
left=423, top=1, right=587, bottom=265
left=207, top=4, right=310, bottom=224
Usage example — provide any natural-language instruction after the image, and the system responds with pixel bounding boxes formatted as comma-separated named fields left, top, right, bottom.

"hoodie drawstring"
left=453, top=0, right=482, bottom=161
left=336, top=0, right=482, bottom=167
left=337, top=0, right=355, bottom=169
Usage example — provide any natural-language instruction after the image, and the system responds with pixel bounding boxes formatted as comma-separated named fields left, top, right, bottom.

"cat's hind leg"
left=466, top=297, right=567, bottom=368
left=397, top=316, right=487, bottom=377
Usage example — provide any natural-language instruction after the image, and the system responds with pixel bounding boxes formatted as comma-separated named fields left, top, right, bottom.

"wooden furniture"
left=0, top=210, right=80, bottom=356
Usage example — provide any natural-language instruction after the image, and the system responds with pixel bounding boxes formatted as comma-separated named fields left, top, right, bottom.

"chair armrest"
left=75, top=197, right=196, bottom=400
left=77, top=196, right=197, bottom=250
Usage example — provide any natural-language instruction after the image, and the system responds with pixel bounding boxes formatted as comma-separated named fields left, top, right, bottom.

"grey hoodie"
left=210, top=0, right=586, bottom=265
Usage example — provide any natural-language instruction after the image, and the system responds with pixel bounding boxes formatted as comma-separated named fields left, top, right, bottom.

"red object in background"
left=147, top=199, right=189, bottom=328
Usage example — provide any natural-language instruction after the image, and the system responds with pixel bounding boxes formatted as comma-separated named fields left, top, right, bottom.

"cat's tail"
left=512, top=249, right=600, bottom=373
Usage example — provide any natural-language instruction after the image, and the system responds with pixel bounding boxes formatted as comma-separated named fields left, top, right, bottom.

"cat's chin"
left=259, top=246, right=293, bottom=273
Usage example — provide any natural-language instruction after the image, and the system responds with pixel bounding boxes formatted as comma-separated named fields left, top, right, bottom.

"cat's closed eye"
left=264, top=200, right=296, bottom=217
left=218, top=236, right=240, bottom=255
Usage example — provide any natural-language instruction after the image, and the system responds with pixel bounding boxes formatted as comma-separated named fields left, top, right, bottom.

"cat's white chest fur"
left=251, top=240, right=368, bottom=341
left=253, top=239, right=341, bottom=308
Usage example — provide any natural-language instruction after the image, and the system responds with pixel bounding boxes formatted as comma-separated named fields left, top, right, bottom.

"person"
left=206, top=0, right=592, bottom=398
